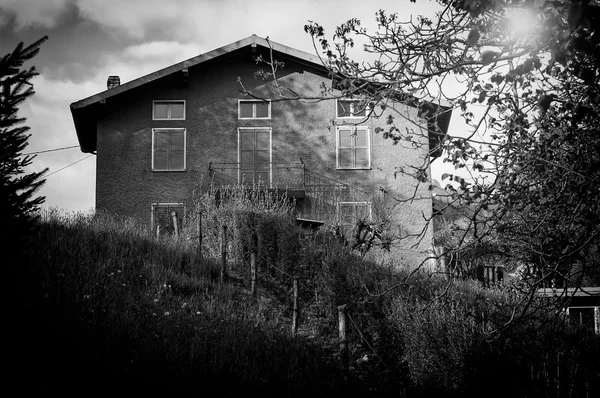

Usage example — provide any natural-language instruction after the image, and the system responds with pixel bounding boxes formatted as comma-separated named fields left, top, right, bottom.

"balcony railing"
left=208, top=162, right=369, bottom=221
left=209, top=162, right=305, bottom=191
left=303, top=168, right=364, bottom=221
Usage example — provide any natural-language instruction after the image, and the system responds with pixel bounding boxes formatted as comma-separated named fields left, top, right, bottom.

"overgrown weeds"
left=7, top=198, right=599, bottom=397
left=8, top=208, right=351, bottom=395
left=387, top=276, right=600, bottom=398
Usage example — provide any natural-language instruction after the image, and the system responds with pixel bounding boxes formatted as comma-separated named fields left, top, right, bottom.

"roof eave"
left=70, top=103, right=98, bottom=153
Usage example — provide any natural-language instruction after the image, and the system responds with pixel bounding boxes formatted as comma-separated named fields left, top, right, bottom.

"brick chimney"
left=107, top=75, right=120, bottom=90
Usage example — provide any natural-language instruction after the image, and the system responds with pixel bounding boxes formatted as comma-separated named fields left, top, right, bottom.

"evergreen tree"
left=1, top=36, right=48, bottom=261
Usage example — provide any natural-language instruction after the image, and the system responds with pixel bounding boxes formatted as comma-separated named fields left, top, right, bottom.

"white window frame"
left=238, top=99, right=271, bottom=120
left=336, top=126, right=371, bottom=170
left=151, top=128, right=186, bottom=172
left=336, top=99, right=369, bottom=119
left=237, top=127, right=273, bottom=186
left=151, top=203, right=185, bottom=234
left=337, top=201, right=372, bottom=226
left=152, top=100, right=186, bottom=120
left=566, top=306, right=600, bottom=335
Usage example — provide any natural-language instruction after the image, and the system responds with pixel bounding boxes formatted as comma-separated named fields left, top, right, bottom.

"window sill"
left=151, top=169, right=187, bottom=172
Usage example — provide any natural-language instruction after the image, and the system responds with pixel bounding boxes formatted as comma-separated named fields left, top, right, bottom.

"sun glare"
left=505, top=7, right=541, bottom=39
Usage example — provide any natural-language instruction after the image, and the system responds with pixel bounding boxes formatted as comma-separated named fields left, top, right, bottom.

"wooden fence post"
left=556, top=350, right=560, bottom=398
left=197, top=211, right=202, bottom=260
left=171, top=211, right=179, bottom=238
left=338, top=304, right=349, bottom=376
left=220, top=225, right=228, bottom=284
left=292, top=276, right=299, bottom=337
left=250, top=251, right=257, bottom=298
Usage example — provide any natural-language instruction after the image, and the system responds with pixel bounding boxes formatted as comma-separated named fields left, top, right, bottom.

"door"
left=239, top=128, right=271, bottom=186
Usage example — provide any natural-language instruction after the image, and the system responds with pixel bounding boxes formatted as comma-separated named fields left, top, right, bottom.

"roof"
left=71, top=35, right=322, bottom=112
left=70, top=34, right=453, bottom=154
left=295, top=218, right=325, bottom=230
left=536, top=287, right=600, bottom=298
left=536, top=286, right=600, bottom=308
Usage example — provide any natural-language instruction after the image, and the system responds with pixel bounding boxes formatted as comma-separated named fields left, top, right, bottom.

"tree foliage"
left=296, top=0, right=600, bottom=297
left=1, top=36, right=48, bottom=261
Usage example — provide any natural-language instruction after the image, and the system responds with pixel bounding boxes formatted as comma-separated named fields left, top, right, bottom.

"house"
left=70, top=35, right=451, bottom=268
left=537, top=287, right=600, bottom=335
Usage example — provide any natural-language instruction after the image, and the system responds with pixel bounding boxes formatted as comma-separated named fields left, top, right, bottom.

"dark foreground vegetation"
left=7, top=207, right=600, bottom=397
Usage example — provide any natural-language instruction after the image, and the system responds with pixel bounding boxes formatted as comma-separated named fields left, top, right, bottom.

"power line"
left=22, top=145, right=80, bottom=156
left=44, top=154, right=94, bottom=178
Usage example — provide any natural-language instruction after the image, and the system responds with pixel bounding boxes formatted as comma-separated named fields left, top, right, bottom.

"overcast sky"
left=0, top=0, right=457, bottom=212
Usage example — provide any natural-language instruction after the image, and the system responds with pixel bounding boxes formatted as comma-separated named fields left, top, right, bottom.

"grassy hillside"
left=7, top=206, right=600, bottom=397
left=7, top=209, right=364, bottom=396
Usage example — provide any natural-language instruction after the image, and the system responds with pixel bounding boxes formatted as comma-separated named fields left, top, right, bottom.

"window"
left=567, top=306, right=600, bottom=334
left=336, top=99, right=368, bottom=118
left=152, top=128, right=186, bottom=171
left=238, top=127, right=271, bottom=185
left=153, top=100, right=185, bottom=120
left=238, top=99, right=271, bottom=119
left=336, top=126, right=371, bottom=169
left=151, top=203, right=184, bottom=237
left=338, top=201, right=372, bottom=229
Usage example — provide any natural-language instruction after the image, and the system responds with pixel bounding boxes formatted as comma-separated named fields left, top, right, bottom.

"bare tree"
left=240, top=0, right=600, bottom=331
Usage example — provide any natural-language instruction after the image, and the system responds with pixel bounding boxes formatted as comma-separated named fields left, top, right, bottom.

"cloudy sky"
left=0, top=0, right=456, bottom=212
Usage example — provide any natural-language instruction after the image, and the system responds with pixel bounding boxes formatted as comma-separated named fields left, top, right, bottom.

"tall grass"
left=7, top=208, right=352, bottom=395
left=9, top=198, right=596, bottom=397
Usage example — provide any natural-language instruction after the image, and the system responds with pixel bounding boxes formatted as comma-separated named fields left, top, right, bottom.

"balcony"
left=209, top=162, right=306, bottom=198
left=208, top=162, right=369, bottom=221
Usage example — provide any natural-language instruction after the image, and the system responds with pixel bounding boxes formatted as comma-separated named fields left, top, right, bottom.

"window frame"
left=566, top=306, right=600, bottom=335
left=237, top=127, right=273, bottom=186
left=336, top=99, right=369, bottom=119
left=337, top=201, right=372, bottom=227
left=152, top=100, right=186, bottom=120
left=151, top=202, right=185, bottom=236
left=151, top=128, right=186, bottom=172
left=238, top=99, right=271, bottom=120
left=336, top=125, right=371, bottom=170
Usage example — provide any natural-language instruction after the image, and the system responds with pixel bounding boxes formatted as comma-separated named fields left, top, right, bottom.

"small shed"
left=537, top=287, right=600, bottom=335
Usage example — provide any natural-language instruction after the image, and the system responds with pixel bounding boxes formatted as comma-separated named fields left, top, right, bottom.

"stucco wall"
left=96, top=49, right=435, bottom=268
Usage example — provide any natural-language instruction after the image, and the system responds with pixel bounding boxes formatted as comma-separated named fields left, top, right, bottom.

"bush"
left=181, top=184, right=295, bottom=265
left=386, top=275, right=600, bottom=397
left=180, top=183, right=398, bottom=323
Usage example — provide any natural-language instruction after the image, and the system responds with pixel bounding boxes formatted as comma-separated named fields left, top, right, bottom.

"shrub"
left=386, top=275, right=600, bottom=397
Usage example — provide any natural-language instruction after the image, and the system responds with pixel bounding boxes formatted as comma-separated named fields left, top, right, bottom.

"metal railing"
left=209, top=162, right=305, bottom=190
left=302, top=168, right=368, bottom=221
left=208, top=161, right=369, bottom=222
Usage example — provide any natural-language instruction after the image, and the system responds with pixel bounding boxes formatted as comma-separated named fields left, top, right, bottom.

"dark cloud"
left=1, top=5, right=137, bottom=83
left=0, top=0, right=72, bottom=30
